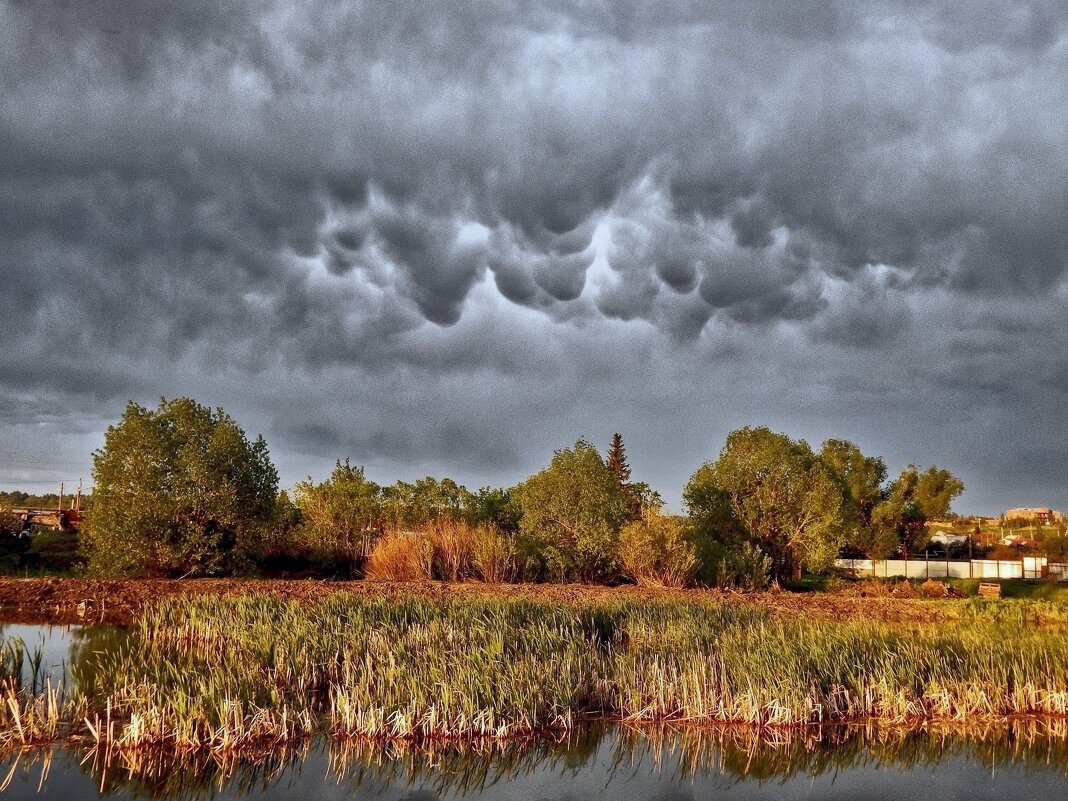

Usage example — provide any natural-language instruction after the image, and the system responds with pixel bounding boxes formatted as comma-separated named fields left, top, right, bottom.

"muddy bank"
left=0, top=577, right=955, bottom=625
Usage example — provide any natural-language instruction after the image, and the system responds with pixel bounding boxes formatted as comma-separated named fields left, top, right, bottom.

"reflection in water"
left=3, top=721, right=1068, bottom=800
left=0, top=624, right=128, bottom=692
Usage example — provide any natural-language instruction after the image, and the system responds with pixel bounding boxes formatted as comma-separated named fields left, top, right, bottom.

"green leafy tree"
left=381, top=477, right=475, bottom=529
left=515, top=439, right=630, bottom=582
left=84, top=397, right=279, bottom=577
left=872, top=465, right=964, bottom=555
left=685, top=427, right=850, bottom=581
left=293, top=459, right=382, bottom=573
left=819, top=439, right=896, bottom=558
left=469, top=486, right=521, bottom=531
left=684, top=470, right=749, bottom=551
left=1040, top=532, right=1068, bottom=562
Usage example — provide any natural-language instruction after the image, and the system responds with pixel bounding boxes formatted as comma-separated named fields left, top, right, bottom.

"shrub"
left=618, top=513, right=698, bottom=588
left=364, top=531, right=433, bottom=581
left=715, top=542, right=772, bottom=591
left=0, top=510, right=22, bottom=538
left=26, top=530, right=85, bottom=574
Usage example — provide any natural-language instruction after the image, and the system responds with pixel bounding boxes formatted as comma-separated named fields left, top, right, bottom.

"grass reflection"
left=4, top=720, right=1068, bottom=800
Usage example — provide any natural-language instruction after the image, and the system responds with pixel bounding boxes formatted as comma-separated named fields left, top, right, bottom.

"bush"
left=715, top=542, right=772, bottom=590
left=0, top=511, right=22, bottom=538
left=618, top=513, right=698, bottom=588
left=26, top=530, right=85, bottom=573
left=1040, top=533, right=1068, bottom=561
left=364, top=531, right=433, bottom=581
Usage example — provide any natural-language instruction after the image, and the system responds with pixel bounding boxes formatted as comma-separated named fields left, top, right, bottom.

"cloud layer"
left=2, top=1, right=1066, bottom=513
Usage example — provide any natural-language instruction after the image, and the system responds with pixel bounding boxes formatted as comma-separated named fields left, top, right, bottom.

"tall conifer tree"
left=606, top=433, right=631, bottom=487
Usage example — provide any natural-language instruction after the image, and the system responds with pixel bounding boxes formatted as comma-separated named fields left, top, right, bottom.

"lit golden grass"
left=5, top=594, right=1068, bottom=751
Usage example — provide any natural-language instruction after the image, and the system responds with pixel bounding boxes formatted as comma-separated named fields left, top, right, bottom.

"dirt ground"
left=0, top=577, right=957, bottom=626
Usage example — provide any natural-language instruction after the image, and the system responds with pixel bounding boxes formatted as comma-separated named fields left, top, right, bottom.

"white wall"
left=835, top=558, right=1039, bottom=580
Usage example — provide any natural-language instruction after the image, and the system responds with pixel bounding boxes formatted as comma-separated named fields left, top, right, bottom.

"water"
left=2, top=726, right=1068, bottom=799
left=2, top=625, right=1068, bottom=799
left=0, top=623, right=126, bottom=690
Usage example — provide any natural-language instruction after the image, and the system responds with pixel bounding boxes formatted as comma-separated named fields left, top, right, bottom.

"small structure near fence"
left=835, top=556, right=1067, bottom=581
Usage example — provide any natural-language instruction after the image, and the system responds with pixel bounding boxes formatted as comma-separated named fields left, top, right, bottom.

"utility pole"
left=58, top=482, right=64, bottom=512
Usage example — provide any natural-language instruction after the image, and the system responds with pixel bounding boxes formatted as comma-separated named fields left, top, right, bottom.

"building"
left=1005, top=507, right=1062, bottom=525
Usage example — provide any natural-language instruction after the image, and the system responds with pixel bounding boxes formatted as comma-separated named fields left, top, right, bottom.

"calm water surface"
left=3, top=727, right=1068, bottom=800
left=2, top=624, right=1067, bottom=800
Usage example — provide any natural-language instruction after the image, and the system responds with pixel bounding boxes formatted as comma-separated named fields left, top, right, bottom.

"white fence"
left=836, top=556, right=1068, bottom=581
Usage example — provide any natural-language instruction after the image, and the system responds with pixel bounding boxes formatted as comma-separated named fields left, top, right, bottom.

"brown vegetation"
left=0, top=576, right=964, bottom=627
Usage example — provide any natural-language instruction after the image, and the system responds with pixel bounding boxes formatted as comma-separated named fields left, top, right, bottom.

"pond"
left=2, top=624, right=1068, bottom=799
left=2, top=724, right=1068, bottom=800
left=0, top=623, right=127, bottom=690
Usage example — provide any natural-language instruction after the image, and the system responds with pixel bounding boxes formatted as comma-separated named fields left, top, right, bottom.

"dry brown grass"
left=469, top=524, right=518, bottom=583
left=364, top=532, right=433, bottom=581
left=365, top=522, right=517, bottom=583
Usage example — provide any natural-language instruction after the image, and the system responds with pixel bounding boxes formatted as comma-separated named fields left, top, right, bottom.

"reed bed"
left=5, top=593, right=1068, bottom=750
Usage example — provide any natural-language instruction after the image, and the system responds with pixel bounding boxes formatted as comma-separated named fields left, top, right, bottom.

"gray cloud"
left=1, top=0, right=1067, bottom=513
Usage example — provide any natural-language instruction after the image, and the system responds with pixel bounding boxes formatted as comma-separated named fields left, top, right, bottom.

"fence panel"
left=835, top=557, right=1040, bottom=580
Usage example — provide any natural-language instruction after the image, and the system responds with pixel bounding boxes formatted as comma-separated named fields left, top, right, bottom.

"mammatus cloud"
left=1, top=1, right=1066, bottom=513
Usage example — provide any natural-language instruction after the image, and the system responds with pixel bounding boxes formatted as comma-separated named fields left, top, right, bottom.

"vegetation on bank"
left=4, top=593, right=1068, bottom=749
left=46, top=396, right=967, bottom=584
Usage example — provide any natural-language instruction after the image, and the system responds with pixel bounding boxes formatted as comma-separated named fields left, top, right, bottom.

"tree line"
left=77, top=397, right=964, bottom=584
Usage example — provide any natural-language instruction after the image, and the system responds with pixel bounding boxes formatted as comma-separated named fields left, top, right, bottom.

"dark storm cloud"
left=2, top=0, right=1067, bottom=512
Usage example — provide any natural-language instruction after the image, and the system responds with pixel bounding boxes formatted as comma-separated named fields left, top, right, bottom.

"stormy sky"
left=1, top=1, right=1066, bottom=515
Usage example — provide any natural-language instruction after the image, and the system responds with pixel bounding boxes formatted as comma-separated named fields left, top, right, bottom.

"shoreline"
left=0, top=576, right=966, bottom=626
left=4, top=712, right=1068, bottom=755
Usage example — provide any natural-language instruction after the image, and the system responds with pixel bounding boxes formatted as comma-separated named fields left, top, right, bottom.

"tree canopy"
left=293, top=459, right=382, bottom=572
left=871, top=464, right=965, bottom=555
left=84, top=397, right=278, bottom=577
left=685, top=427, right=850, bottom=580
left=380, top=477, right=474, bottom=530
left=66, top=396, right=970, bottom=582
left=515, top=438, right=630, bottom=582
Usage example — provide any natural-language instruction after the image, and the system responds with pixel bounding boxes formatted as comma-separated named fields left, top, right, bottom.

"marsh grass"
left=6, top=593, right=1068, bottom=751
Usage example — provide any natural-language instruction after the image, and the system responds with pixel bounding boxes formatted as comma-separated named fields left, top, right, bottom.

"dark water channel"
left=3, top=624, right=1068, bottom=800
left=0, top=622, right=126, bottom=691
